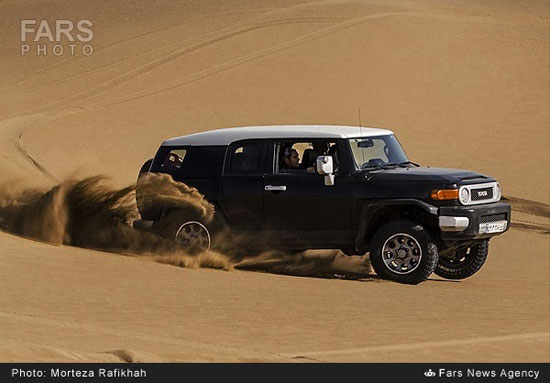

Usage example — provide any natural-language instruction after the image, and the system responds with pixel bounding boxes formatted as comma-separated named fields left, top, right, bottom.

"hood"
left=362, top=166, right=494, bottom=185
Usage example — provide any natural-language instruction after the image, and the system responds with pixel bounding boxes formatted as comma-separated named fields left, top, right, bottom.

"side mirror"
left=316, top=155, right=333, bottom=175
left=316, top=156, right=335, bottom=186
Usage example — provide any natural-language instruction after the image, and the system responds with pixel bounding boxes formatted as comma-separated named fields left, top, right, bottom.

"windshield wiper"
left=361, top=162, right=398, bottom=170
left=361, top=161, right=419, bottom=170
left=397, top=161, right=420, bottom=167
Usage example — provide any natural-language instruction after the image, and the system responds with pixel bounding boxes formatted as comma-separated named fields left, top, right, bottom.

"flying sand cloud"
left=0, top=174, right=372, bottom=278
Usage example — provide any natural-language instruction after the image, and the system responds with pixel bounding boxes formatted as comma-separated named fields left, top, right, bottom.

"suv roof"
left=162, top=125, right=394, bottom=146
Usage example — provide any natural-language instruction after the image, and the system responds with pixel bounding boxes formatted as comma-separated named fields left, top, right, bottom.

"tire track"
left=504, top=196, right=550, bottom=218
left=3, top=24, right=184, bottom=90
left=2, top=9, right=283, bottom=89
left=22, top=16, right=345, bottom=93
left=4, top=2, right=420, bottom=116
left=8, top=12, right=264, bottom=91
left=0, top=108, right=87, bottom=182
left=510, top=219, right=550, bottom=235
left=15, top=139, right=58, bottom=183
left=94, top=11, right=424, bottom=107
left=503, top=196, right=550, bottom=235
left=0, top=311, right=295, bottom=362
left=3, top=1, right=332, bottom=90
left=6, top=1, right=416, bottom=113
left=285, top=332, right=550, bottom=359
left=6, top=14, right=352, bottom=117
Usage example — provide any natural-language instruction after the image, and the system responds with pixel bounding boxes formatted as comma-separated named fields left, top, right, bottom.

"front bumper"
left=438, top=202, right=511, bottom=240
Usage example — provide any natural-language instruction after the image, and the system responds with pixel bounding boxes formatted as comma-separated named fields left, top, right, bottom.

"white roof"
left=162, top=125, right=394, bottom=146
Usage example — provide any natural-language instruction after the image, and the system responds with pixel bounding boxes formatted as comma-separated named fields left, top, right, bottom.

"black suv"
left=135, top=125, right=511, bottom=284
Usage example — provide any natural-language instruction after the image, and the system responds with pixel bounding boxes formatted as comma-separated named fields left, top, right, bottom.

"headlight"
left=459, top=187, right=470, bottom=205
left=495, top=183, right=501, bottom=200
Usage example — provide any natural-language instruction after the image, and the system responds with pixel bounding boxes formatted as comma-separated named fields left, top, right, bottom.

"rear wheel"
left=369, top=221, right=438, bottom=284
left=175, top=221, right=211, bottom=252
left=435, top=240, right=488, bottom=280
left=153, top=211, right=211, bottom=254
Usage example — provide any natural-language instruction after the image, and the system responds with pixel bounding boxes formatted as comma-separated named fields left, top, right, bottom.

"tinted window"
left=152, top=146, right=225, bottom=178
left=226, top=142, right=265, bottom=175
left=160, top=149, right=186, bottom=170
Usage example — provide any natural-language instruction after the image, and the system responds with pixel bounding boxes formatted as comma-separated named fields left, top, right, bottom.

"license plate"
left=479, top=220, right=507, bottom=234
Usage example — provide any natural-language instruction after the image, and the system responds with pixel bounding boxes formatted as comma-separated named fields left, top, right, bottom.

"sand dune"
left=0, top=0, right=548, bottom=362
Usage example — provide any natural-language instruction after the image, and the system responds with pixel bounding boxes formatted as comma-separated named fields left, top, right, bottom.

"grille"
left=459, top=181, right=500, bottom=206
left=479, top=214, right=506, bottom=224
left=471, top=186, right=494, bottom=201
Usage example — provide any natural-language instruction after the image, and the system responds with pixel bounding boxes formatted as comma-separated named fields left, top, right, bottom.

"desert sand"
left=0, top=0, right=548, bottom=362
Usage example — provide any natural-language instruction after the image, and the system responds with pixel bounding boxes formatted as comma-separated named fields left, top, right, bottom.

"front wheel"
left=435, top=240, right=488, bottom=280
left=369, top=221, right=439, bottom=284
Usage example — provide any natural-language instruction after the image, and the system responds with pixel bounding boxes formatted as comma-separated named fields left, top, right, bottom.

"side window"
left=160, top=149, right=187, bottom=170
left=152, top=146, right=225, bottom=177
left=275, top=141, right=337, bottom=174
left=226, top=142, right=264, bottom=174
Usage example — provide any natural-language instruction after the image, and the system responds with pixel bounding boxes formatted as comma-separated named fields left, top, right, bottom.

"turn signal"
left=430, top=189, right=458, bottom=201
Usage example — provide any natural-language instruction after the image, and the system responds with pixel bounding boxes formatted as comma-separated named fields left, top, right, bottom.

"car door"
left=263, top=140, right=353, bottom=247
left=221, top=140, right=267, bottom=234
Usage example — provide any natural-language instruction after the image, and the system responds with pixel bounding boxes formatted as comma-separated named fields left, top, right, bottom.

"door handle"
left=265, top=185, right=287, bottom=192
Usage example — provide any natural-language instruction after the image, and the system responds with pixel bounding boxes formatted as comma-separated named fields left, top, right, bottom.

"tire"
left=435, top=240, right=488, bottom=280
left=369, top=221, right=438, bottom=284
left=152, top=210, right=211, bottom=254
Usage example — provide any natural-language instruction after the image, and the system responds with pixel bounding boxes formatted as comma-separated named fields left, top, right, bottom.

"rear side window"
left=225, top=142, right=266, bottom=175
left=152, top=146, right=225, bottom=178
left=160, top=149, right=186, bottom=170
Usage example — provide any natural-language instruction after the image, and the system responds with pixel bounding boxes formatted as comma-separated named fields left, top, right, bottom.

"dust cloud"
left=0, top=174, right=372, bottom=279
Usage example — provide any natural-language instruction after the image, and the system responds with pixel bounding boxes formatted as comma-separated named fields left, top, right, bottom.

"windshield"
left=349, top=135, right=409, bottom=169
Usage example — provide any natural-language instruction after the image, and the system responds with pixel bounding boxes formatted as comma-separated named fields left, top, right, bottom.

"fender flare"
left=354, top=199, right=438, bottom=252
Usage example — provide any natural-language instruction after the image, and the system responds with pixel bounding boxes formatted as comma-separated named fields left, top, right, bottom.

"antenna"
left=357, top=107, right=365, bottom=165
